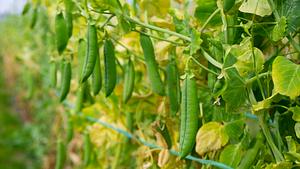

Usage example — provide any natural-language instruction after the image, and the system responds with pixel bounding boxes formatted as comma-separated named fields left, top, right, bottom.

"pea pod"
left=59, top=61, right=71, bottom=102
left=50, top=61, right=57, bottom=88
left=166, top=53, right=180, bottom=116
left=83, top=132, right=92, bottom=166
left=179, top=73, right=199, bottom=158
left=237, top=133, right=263, bottom=169
left=74, top=82, right=87, bottom=113
left=55, top=139, right=66, bottom=169
left=66, top=117, right=73, bottom=143
left=81, top=23, right=98, bottom=82
left=92, top=54, right=102, bottom=95
left=55, top=12, right=69, bottom=55
left=223, top=0, right=235, bottom=13
left=139, top=33, right=165, bottom=96
left=22, top=2, right=31, bottom=15
left=123, top=59, right=135, bottom=103
left=64, top=0, right=73, bottom=38
left=30, top=7, right=38, bottom=29
left=104, top=39, right=117, bottom=97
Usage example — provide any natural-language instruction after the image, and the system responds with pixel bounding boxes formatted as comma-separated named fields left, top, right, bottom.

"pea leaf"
left=272, top=16, right=287, bottom=42
left=230, top=37, right=265, bottom=77
left=277, top=0, right=300, bottom=33
left=190, top=29, right=203, bottom=55
left=239, top=0, right=272, bottom=17
left=224, top=120, right=245, bottom=142
left=272, top=56, right=300, bottom=99
left=294, top=123, right=300, bottom=138
left=290, top=106, right=300, bottom=122
left=219, top=144, right=242, bottom=168
left=194, top=0, right=221, bottom=25
left=195, top=122, right=229, bottom=155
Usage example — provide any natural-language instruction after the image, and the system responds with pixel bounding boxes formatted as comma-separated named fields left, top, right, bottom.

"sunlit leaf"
left=239, top=0, right=272, bottom=17
left=290, top=106, right=300, bottom=122
left=272, top=16, right=287, bottom=42
left=272, top=56, right=300, bottom=99
left=294, top=123, right=300, bottom=138
left=219, top=144, right=242, bottom=168
left=195, top=122, right=229, bottom=155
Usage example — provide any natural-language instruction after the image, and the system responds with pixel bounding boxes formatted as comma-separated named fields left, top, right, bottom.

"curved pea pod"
left=123, top=58, right=135, bottom=103
left=55, top=139, right=66, bottom=169
left=139, top=33, right=165, bottom=96
left=104, top=39, right=117, bottom=97
left=50, top=61, right=57, bottom=88
left=66, top=117, right=73, bottom=143
left=179, top=73, right=199, bottom=158
left=152, top=121, right=172, bottom=149
left=55, top=12, right=69, bottom=55
left=64, top=0, right=73, bottom=38
left=92, top=54, right=102, bottom=95
left=83, top=132, right=92, bottom=166
left=81, top=23, right=98, bottom=82
left=59, top=61, right=71, bottom=102
left=223, top=0, right=235, bottom=13
left=30, top=7, right=38, bottom=29
left=166, top=57, right=180, bottom=116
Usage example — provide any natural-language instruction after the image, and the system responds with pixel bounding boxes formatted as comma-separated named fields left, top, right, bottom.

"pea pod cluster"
left=139, top=33, right=165, bottom=96
left=104, top=39, right=117, bottom=97
left=123, top=58, right=135, bottom=103
left=81, top=23, right=98, bottom=82
left=179, top=73, right=199, bottom=158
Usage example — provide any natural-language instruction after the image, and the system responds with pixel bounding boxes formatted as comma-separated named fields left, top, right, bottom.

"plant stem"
left=200, top=8, right=220, bottom=33
left=287, top=34, right=300, bottom=53
left=121, top=15, right=191, bottom=42
left=258, top=113, right=284, bottom=163
left=200, top=48, right=223, bottom=69
left=190, top=57, right=219, bottom=76
left=134, top=29, right=186, bottom=46
left=220, top=9, right=228, bottom=44
left=246, top=72, right=270, bottom=85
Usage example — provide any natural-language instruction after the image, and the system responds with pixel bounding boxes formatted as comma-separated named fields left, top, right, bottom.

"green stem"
left=121, top=15, right=191, bottom=42
left=258, top=113, right=284, bottom=162
left=99, top=15, right=115, bottom=29
left=190, top=57, right=219, bottom=76
left=134, top=29, right=185, bottom=46
left=200, top=8, right=220, bottom=33
left=246, top=72, right=271, bottom=84
left=287, top=34, right=300, bottom=53
left=220, top=9, right=228, bottom=44
left=200, top=48, right=223, bottom=69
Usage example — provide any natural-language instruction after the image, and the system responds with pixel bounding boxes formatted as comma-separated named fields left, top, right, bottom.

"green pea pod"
left=166, top=56, right=180, bottom=116
left=66, top=117, right=73, bottom=143
left=83, top=132, right=92, bottom=166
left=22, top=2, right=31, bottom=15
left=153, top=121, right=172, bottom=149
left=223, top=0, right=235, bottom=13
left=55, top=12, right=69, bottom=55
left=92, top=54, right=102, bottom=95
left=237, top=133, right=263, bottom=169
left=59, top=61, right=71, bottom=102
left=139, top=33, right=165, bottom=96
left=123, top=58, right=135, bottom=103
left=179, top=73, right=199, bottom=158
left=30, top=7, right=38, bottom=29
left=55, top=139, right=66, bottom=169
left=74, top=82, right=87, bottom=113
left=50, top=61, right=57, bottom=88
left=64, top=0, right=73, bottom=38
left=81, top=24, right=98, bottom=82
left=126, top=112, right=134, bottom=132
left=104, top=39, right=117, bottom=97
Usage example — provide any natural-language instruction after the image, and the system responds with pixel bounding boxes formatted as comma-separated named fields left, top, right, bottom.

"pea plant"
left=14, top=0, right=300, bottom=168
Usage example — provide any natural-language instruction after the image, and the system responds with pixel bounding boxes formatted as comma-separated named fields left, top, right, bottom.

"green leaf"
left=277, top=0, right=300, bottom=33
left=195, top=122, right=229, bottom=155
left=272, top=16, right=287, bottom=42
left=286, top=136, right=297, bottom=152
left=194, top=0, right=221, bottom=25
left=238, top=0, right=272, bottom=17
left=290, top=106, right=300, bottom=122
left=230, top=37, right=265, bottom=77
left=219, top=144, right=242, bottom=168
left=272, top=56, right=300, bottom=99
left=252, top=94, right=282, bottom=112
left=264, top=162, right=293, bottom=169
left=222, top=55, right=247, bottom=112
left=190, top=29, right=203, bottom=55
left=295, top=123, right=300, bottom=138
left=224, top=120, right=245, bottom=141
